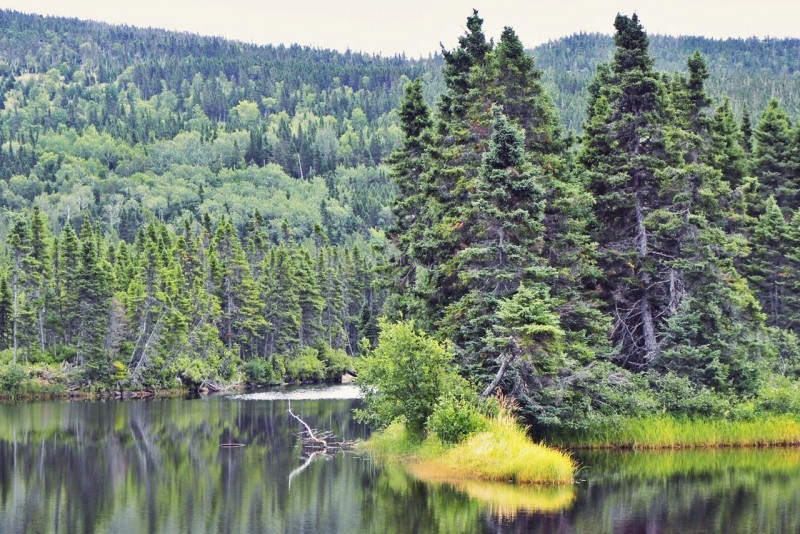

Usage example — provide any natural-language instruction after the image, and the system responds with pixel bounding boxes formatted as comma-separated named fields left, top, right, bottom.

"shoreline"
left=0, top=376, right=353, bottom=402
left=546, top=414, right=800, bottom=450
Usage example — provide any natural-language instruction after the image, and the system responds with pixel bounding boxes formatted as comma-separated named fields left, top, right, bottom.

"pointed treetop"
left=398, top=79, right=431, bottom=144
left=613, top=13, right=653, bottom=73
left=459, top=9, right=491, bottom=66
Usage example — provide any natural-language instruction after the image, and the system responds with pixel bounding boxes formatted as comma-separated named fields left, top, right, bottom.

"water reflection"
left=1, top=395, right=799, bottom=533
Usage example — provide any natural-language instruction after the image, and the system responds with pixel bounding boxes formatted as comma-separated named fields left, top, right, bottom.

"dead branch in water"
left=286, top=400, right=355, bottom=489
left=287, top=400, right=355, bottom=451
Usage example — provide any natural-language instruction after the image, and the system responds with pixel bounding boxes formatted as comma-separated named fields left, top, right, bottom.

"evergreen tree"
left=26, top=205, right=51, bottom=354
left=445, top=108, right=559, bottom=392
left=579, top=13, right=676, bottom=367
left=295, top=249, right=323, bottom=347
left=752, top=99, right=796, bottom=211
left=746, top=196, right=800, bottom=331
left=740, top=104, right=753, bottom=154
left=75, top=222, right=113, bottom=378
left=0, top=276, right=12, bottom=350
left=494, top=26, right=562, bottom=155
left=261, top=247, right=301, bottom=356
left=385, top=79, right=435, bottom=321
left=211, top=219, right=265, bottom=358
left=709, top=98, right=748, bottom=188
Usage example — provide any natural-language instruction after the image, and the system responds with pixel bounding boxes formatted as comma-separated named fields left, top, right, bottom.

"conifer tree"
left=0, top=276, right=12, bottom=350
left=75, top=222, right=112, bottom=377
left=211, top=219, right=264, bottom=357
left=295, top=249, right=323, bottom=347
left=27, top=205, right=51, bottom=354
left=58, top=223, right=81, bottom=347
left=446, top=107, right=558, bottom=390
left=579, top=14, right=676, bottom=367
left=385, top=79, right=435, bottom=319
left=746, top=196, right=800, bottom=331
left=740, top=104, right=753, bottom=154
left=261, top=247, right=301, bottom=356
left=494, top=27, right=562, bottom=155
left=709, top=98, right=748, bottom=188
left=752, top=99, right=796, bottom=211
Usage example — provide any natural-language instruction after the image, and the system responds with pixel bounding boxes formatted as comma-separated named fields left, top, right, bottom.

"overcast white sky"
left=2, top=1, right=799, bottom=57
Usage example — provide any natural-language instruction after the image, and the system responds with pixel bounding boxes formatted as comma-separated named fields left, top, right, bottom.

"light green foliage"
left=284, top=347, right=326, bottom=382
left=0, top=363, right=28, bottom=397
left=427, top=393, right=487, bottom=444
left=758, top=374, right=800, bottom=414
left=355, top=319, right=460, bottom=434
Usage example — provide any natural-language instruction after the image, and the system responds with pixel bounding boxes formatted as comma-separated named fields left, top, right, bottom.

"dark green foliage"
left=580, top=13, right=676, bottom=368
left=752, top=99, right=797, bottom=211
left=746, top=197, right=800, bottom=331
left=709, top=99, right=748, bottom=187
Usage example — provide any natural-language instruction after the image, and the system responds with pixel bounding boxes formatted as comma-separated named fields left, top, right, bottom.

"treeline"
left=533, top=33, right=800, bottom=131
left=385, top=11, right=800, bottom=430
left=534, top=33, right=800, bottom=131
left=0, top=207, right=383, bottom=389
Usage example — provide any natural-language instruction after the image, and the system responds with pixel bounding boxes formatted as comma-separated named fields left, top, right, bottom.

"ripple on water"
left=226, top=384, right=362, bottom=401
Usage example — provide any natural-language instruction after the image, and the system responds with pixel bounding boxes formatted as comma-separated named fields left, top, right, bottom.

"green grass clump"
left=363, top=408, right=575, bottom=485
left=551, top=415, right=800, bottom=449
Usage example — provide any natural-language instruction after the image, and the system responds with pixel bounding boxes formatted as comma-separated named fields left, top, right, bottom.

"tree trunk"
left=481, top=348, right=517, bottom=398
left=635, top=193, right=658, bottom=364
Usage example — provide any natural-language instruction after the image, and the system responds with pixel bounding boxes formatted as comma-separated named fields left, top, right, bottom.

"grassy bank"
left=550, top=415, right=800, bottom=449
left=362, top=409, right=575, bottom=485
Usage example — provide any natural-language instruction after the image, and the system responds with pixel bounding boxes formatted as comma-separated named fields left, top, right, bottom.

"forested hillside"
left=534, top=33, right=800, bottom=131
left=1, top=7, right=800, bottom=417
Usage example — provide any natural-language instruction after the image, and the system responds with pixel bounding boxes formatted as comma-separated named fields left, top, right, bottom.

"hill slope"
left=534, top=32, right=800, bottom=131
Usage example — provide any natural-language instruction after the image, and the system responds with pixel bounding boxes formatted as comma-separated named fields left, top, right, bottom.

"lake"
left=1, top=386, right=798, bottom=533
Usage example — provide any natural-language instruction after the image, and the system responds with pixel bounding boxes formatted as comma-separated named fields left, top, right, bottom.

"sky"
left=1, top=1, right=800, bottom=57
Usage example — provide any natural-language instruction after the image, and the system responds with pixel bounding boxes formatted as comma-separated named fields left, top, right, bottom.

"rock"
left=341, top=373, right=356, bottom=384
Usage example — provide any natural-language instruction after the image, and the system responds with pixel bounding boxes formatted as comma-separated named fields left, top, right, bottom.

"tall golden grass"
left=363, top=406, right=575, bottom=485
left=550, top=415, right=800, bottom=449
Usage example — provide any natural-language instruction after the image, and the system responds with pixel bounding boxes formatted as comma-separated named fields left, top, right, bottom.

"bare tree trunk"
left=635, top=194, right=658, bottom=364
left=12, top=283, right=18, bottom=365
left=38, top=307, right=46, bottom=355
left=481, top=349, right=517, bottom=398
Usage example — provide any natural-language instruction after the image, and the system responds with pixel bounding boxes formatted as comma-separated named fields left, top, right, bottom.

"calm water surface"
left=1, top=387, right=799, bottom=533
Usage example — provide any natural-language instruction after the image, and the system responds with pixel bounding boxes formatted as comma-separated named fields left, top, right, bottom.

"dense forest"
left=1, top=9, right=800, bottom=431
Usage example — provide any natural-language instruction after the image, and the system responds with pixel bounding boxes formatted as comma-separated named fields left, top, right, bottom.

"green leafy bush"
left=427, top=394, right=487, bottom=444
left=651, top=372, right=730, bottom=416
left=242, top=358, right=280, bottom=384
left=285, top=348, right=325, bottom=382
left=0, top=363, right=28, bottom=397
left=355, top=319, right=460, bottom=434
left=759, top=375, right=800, bottom=414
left=318, top=346, right=355, bottom=379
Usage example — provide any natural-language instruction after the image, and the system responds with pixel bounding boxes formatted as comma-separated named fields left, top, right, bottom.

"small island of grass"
left=363, top=411, right=574, bottom=485
left=354, top=320, right=575, bottom=485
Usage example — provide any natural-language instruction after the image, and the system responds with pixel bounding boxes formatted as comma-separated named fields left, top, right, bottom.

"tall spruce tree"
left=579, top=13, right=676, bottom=367
left=709, top=98, right=748, bottom=188
left=746, top=196, right=800, bottom=331
left=752, top=99, right=796, bottom=211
